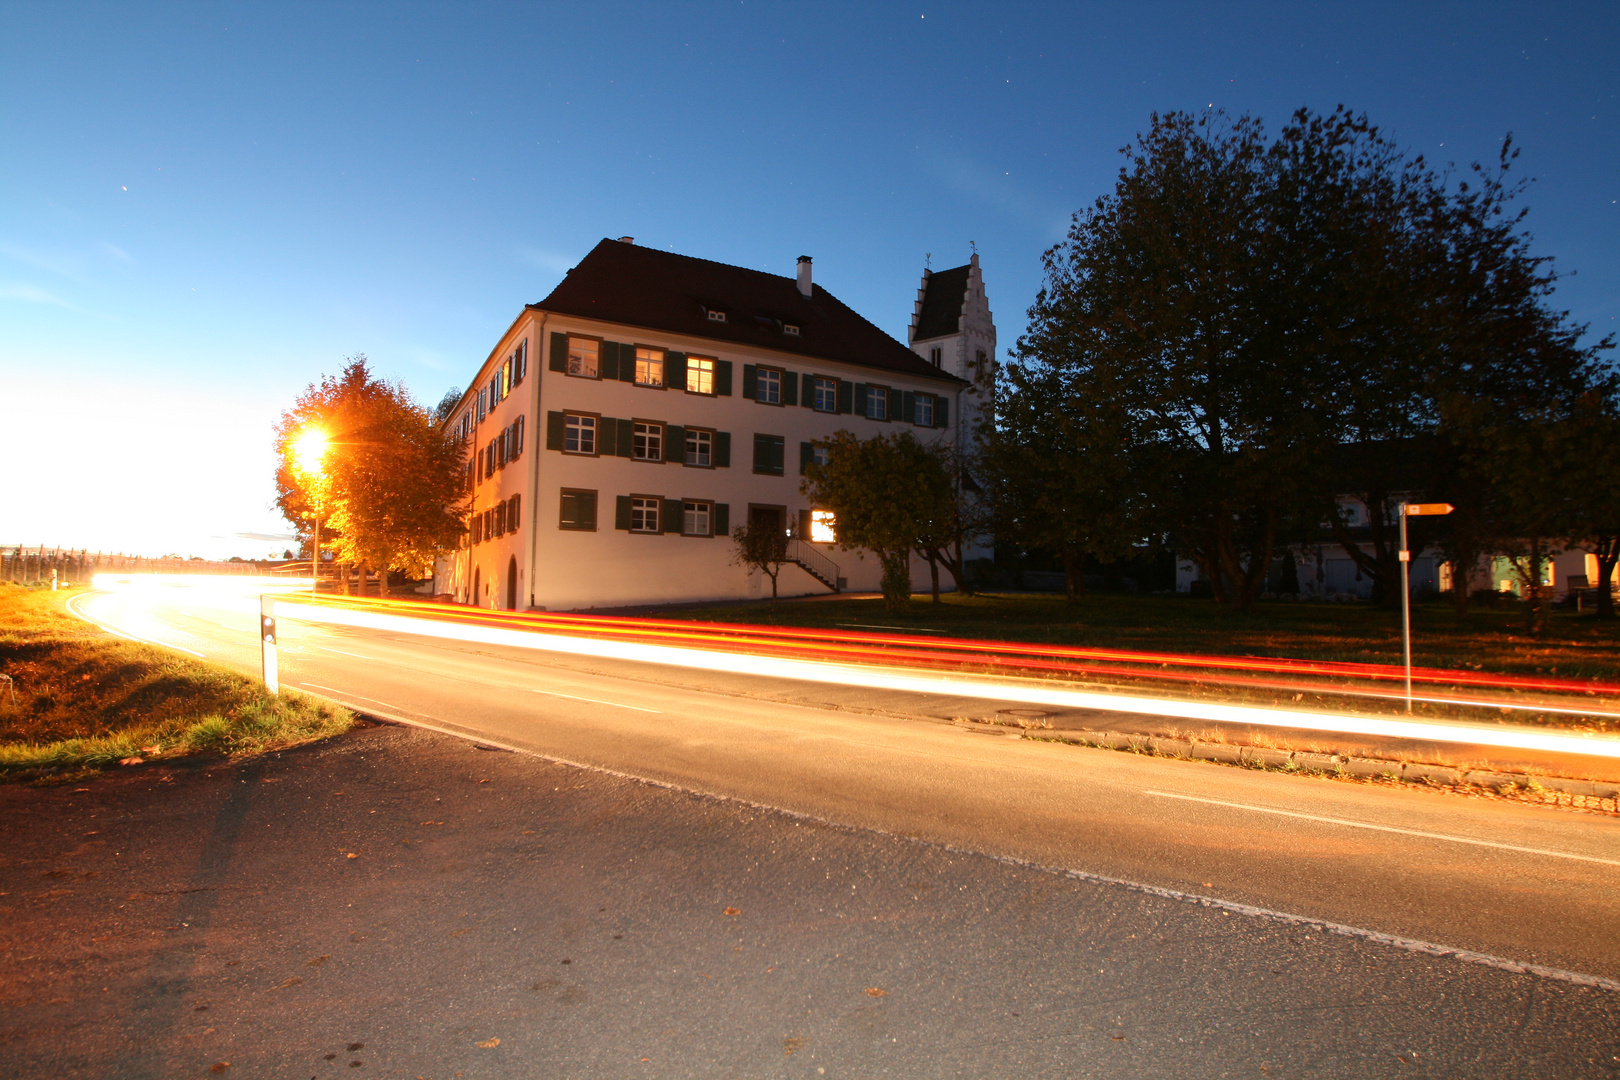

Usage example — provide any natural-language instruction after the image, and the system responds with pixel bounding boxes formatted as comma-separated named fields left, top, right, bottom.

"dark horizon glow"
left=4, top=3, right=1617, bottom=555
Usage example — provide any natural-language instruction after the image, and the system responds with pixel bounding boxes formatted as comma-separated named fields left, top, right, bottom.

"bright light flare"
left=293, top=428, right=329, bottom=474
left=272, top=598, right=1620, bottom=761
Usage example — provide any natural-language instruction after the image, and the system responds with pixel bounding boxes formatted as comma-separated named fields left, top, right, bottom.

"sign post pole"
left=1398, top=503, right=1454, bottom=714
left=260, top=594, right=278, bottom=695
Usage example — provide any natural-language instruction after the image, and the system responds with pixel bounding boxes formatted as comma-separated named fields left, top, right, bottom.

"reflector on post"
left=1404, top=503, right=1454, bottom=516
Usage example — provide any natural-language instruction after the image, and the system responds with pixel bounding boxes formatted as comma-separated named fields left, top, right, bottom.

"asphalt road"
left=12, top=580, right=1614, bottom=1075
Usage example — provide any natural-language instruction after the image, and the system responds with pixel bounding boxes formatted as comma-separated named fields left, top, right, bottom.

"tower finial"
left=924, top=252, right=931, bottom=270
left=969, top=240, right=977, bottom=255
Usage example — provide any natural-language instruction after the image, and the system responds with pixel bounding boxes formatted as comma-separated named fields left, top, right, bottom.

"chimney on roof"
left=796, top=255, right=813, bottom=298
left=618, top=236, right=635, bottom=244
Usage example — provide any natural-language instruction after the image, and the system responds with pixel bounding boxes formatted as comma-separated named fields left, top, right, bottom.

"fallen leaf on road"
left=420, top=821, right=443, bottom=826
left=209, top=1063, right=229, bottom=1074
left=273, top=977, right=302, bottom=989
left=784, top=1037, right=804, bottom=1057
left=347, top=1043, right=364, bottom=1051
left=477, top=1038, right=500, bottom=1048
left=865, top=988, right=887, bottom=997
left=308, top=955, right=329, bottom=967
left=345, top=853, right=358, bottom=859
left=723, top=907, right=741, bottom=916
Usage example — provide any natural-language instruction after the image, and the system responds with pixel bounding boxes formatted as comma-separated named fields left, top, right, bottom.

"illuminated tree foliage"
left=274, top=357, right=466, bottom=595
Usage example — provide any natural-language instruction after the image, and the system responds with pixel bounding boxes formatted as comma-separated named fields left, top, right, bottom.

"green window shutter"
left=713, top=502, right=729, bottom=536
left=599, top=341, right=618, bottom=381
left=753, top=433, right=770, bottom=472
left=902, top=391, right=915, bottom=423
left=546, top=411, right=565, bottom=450
left=615, top=495, right=632, bottom=531
left=620, top=344, right=637, bottom=383
left=616, top=418, right=634, bottom=457
left=665, top=424, right=684, bottom=462
left=837, top=379, right=853, bottom=414
left=550, top=332, right=568, bottom=372
left=801, top=372, right=815, bottom=407
left=742, top=364, right=757, bottom=400
left=853, top=383, right=867, bottom=417
left=666, top=351, right=687, bottom=389
left=662, top=498, right=681, bottom=534
left=715, top=430, right=731, bottom=467
left=715, top=360, right=733, bottom=396
left=782, top=370, right=798, bottom=406
left=936, top=395, right=949, bottom=428
left=889, top=387, right=902, bottom=420
left=799, top=509, right=812, bottom=537
left=598, top=416, right=617, bottom=456
left=799, top=441, right=813, bottom=475
left=770, top=436, right=785, bottom=476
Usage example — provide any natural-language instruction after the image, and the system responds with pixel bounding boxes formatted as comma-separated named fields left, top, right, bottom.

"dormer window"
left=707, top=309, right=727, bottom=323
left=783, top=324, right=800, bottom=336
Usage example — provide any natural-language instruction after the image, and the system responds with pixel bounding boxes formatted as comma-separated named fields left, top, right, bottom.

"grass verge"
left=0, top=583, right=353, bottom=783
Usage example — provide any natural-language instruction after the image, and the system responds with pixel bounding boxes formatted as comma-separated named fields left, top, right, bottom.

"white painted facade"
left=433, top=246, right=980, bottom=611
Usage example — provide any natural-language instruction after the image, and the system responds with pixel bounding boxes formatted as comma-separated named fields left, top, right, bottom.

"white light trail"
left=271, top=599, right=1620, bottom=762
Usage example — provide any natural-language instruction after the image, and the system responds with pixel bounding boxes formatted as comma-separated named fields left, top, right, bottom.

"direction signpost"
left=1399, top=502, right=1454, bottom=712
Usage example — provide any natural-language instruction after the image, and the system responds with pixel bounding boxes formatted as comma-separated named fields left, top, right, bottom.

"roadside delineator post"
left=1399, top=502, right=1454, bottom=713
left=260, top=594, right=278, bottom=695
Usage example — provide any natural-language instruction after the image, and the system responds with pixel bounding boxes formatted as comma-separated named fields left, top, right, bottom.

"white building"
left=433, top=238, right=989, bottom=610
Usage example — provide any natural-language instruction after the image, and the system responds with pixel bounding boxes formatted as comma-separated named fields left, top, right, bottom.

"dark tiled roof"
left=912, top=264, right=970, bottom=342
left=532, top=239, right=965, bottom=384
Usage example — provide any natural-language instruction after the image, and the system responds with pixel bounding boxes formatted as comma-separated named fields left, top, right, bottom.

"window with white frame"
left=914, top=394, right=934, bottom=426
left=563, top=413, right=597, bottom=455
left=707, top=309, right=727, bottom=323
left=685, top=428, right=713, bottom=467
left=811, top=510, right=836, bottom=543
left=783, top=324, right=800, bottom=336
left=865, top=385, right=888, bottom=420
left=513, top=339, right=527, bottom=384
left=634, top=347, right=665, bottom=387
left=811, top=444, right=830, bottom=468
left=567, top=336, right=600, bottom=378
left=630, top=496, right=660, bottom=533
left=683, top=500, right=712, bottom=537
left=477, top=388, right=487, bottom=421
left=756, top=368, right=781, bottom=404
left=813, top=377, right=837, bottom=412
left=686, top=356, right=715, bottom=395
left=632, top=421, right=663, bottom=461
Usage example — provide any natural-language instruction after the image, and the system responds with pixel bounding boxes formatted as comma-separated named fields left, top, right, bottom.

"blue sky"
left=3, top=2, right=1616, bottom=557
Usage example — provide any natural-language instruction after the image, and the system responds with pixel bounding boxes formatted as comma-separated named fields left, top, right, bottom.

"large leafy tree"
left=275, top=357, right=466, bottom=595
left=802, top=431, right=957, bottom=610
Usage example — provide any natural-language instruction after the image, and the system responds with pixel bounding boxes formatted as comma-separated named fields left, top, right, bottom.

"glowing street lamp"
left=1399, top=502, right=1454, bottom=712
left=292, top=428, right=330, bottom=594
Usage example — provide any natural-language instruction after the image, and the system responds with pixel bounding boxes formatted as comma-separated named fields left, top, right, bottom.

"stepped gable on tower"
left=533, top=238, right=965, bottom=385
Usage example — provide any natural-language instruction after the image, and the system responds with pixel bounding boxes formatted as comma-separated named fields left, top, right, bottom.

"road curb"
left=974, top=723, right=1620, bottom=803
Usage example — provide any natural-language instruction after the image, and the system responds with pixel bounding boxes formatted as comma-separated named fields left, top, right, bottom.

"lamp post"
left=293, top=428, right=330, bottom=596
left=1398, top=501, right=1454, bottom=712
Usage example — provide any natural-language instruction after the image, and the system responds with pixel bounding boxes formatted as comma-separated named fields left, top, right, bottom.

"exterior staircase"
left=785, top=538, right=842, bottom=593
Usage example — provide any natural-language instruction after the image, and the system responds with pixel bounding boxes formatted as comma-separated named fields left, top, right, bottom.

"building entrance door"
left=506, top=557, right=518, bottom=611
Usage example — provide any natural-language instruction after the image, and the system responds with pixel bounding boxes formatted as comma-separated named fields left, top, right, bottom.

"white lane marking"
left=531, top=687, right=662, bottom=714
left=317, top=645, right=376, bottom=660
left=1142, top=790, right=1620, bottom=868
left=298, top=682, right=408, bottom=713
left=64, top=595, right=206, bottom=657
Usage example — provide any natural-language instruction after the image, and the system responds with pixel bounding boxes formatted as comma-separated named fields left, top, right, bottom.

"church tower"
left=907, top=251, right=994, bottom=444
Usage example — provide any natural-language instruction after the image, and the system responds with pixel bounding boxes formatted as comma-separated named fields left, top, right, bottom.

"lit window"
left=813, top=377, right=837, bottom=413
left=707, top=309, right=727, bottom=323
left=559, top=489, right=596, bottom=531
left=564, top=414, right=596, bottom=455
left=502, top=359, right=513, bottom=396
left=634, top=347, right=665, bottom=387
left=811, top=510, right=836, bottom=543
left=683, top=500, right=712, bottom=537
left=567, top=336, right=599, bottom=378
left=630, top=496, right=660, bottom=533
left=756, top=368, right=781, bottom=405
left=811, top=444, right=830, bottom=468
left=632, top=421, right=663, bottom=462
left=866, top=386, right=888, bottom=420
left=687, top=356, right=715, bottom=395
left=685, top=428, right=713, bottom=467
left=914, top=394, right=934, bottom=426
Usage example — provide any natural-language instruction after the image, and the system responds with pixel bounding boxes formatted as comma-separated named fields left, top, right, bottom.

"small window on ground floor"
left=811, top=510, right=836, bottom=544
